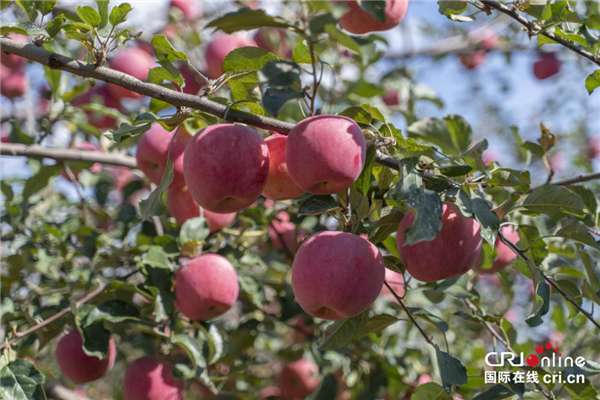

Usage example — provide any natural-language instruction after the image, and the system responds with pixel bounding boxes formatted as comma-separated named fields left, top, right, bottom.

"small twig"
left=344, top=187, right=352, bottom=232
left=384, top=280, right=435, bottom=347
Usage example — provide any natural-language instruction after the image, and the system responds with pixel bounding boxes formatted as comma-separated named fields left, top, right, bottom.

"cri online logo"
left=485, top=342, right=586, bottom=368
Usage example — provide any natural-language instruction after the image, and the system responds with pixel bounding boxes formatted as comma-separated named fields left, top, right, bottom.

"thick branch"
left=0, top=143, right=136, bottom=168
left=481, top=0, right=600, bottom=66
left=536, top=172, right=600, bottom=189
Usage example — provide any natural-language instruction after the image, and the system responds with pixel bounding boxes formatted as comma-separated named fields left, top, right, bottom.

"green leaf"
left=139, top=151, right=174, bottom=220
left=109, top=2, right=132, bottom=27
left=298, top=195, right=341, bottom=217
left=15, top=0, right=37, bottom=22
left=521, top=185, right=585, bottom=219
left=94, top=0, right=109, bottom=29
left=171, top=334, right=206, bottom=370
left=197, top=324, right=224, bottom=365
left=358, top=0, right=387, bottom=22
left=0, top=20, right=48, bottom=37
left=84, top=300, right=140, bottom=325
left=147, top=66, right=183, bottom=86
left=339, top=106, right=372, bottom=125
left=0, top=359, right=46, bottom=400
left=77, top=5, right=101, bottom=26
left=585, top=70, right=600, bottom=94
left=35, top=0, right=55, bottom=16
left=439, top=165, right=472, bottom=177
left=438, top=0, right=467, bottom=16
left=353, top=146, right=377, bottom=195
left=408, top=117, right=470, bottom=155
left=519, top=225, right=548, bottom=265
left=206, top=8, right=294, bottom=33
left=471, top=196, right=500, bottom=246
left=310, top=374, right=338, bottom=400
left=488, top=168, right=531, bottom=192
left=222, top=47, right=279, bottom=74
left=104, top=123, right=151, bottom=143
left=354, top=314, right=400, bottom=339
left=369, top=207, right=405, bottom=244
left=179, top=217, right=210, bottom=245
left=580, top=249, right=600, bottom=294
left=413, top=383, right=452, bottom=400
left=526, top=278, right=550, bottom=327
left=473, top=384, right=516, bottom=400
left=262, top=87, right=304, bottom=116
left=292, top=41, right=312, bottom=64
left=325, top=24, right=361, bottom=54
left=260, top=60, right=301, bottom=87
left=556, top=221, right=599, bottom=249
left=22, top=165, right=61, bottom=201
left=443, top=115, right=473, bottom=155
left=1, top=180, right=14, bottom=202
left=318, top=311, right=369, bottom=351
left=380, top=124, right=434, bottom=153
left=410, top=307, right=448, bottom=332
left=435, top=344, right=468, bottom=389
left=151, top=34, right=187, bottom=63
left=143, top=246, right=173, bottom=270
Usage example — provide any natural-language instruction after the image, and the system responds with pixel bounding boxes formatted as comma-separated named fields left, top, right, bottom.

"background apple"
left=382, top=89, right=400, bottom=106
left=0, top=68, right=26, bottom=99
left=286, top=115, right=366, bottom=195
left=174, top=254, right=239, bottom=321
left=267, top=211, right=304, bottom=253
left=0, top=34, right=27, bottom=68
left=108, top=47, right=155, bottom=99
left=473, top=225, right=519, bottom=274
left=135, top=124, right=190, bottom=187
left=397, top=202, right=482, bottom=282
left=55, top=330, right=116, bottom=383
left=71, top=85, right=122, bottom=130
left=292, top=231, right=385, bottom=320
left=533, top=52, right=561, bottom=80
left=381, top=268, right=405, bottom=299
left=170, top=0, right=202, bottom=20
left=460, top=50, right=487, bottom=70
left=167, top=185, right=236, bottom=232
left=339, top=0, right=409, bottom=34
left=204, top=34, right=258, bottom=79
left=183, top=124, right=269, bottom=213
left=262, top=134, right=305, bottom=200
left=278, top=359, right=320, bottom=400
left=123, top=357, right=184, bottom=400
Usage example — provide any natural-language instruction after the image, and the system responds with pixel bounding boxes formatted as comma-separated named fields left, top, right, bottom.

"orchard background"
left=1, top=0, right=600, bottom=399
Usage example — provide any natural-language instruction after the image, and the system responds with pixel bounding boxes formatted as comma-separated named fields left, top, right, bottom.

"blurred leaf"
left=152, top=34, right=187, bottom=63
left=556, top=221, right=599, bottom=249
left=580, top=249, right=600, bottom=294
left=104, top=123, right=151, bottom=143
left=325, top=24, right=361, bottom=54
left=171, top=334, right=206, bottom=369
left=339, top=106, right=372, bottom=125
left=179, top=217, right=210, bottom=245
left=15, top=0, right=37, bottom=22
left=585, top=70, right=600, bottom=94
left=353, top=146, right=376, bottom=195
left=438, top=0, right=467, bottom=16
left=260, top=60, right=301, bottom=87
left=473, top=384, right=516, bottom=400
left=521, top=185, right=585, bottom=219
left=109, top=2, right=131, bottom=26
left=94, top=0, right=109, bottom=29
left=35, top=0, right=54, bottom=16
left=435, top=344, right=468, bottom=389
left=309, top=374, right=338, bottom=400
left=355, top=314, right=400, bottom=339
left=293, top=41, right=312, bottom=64
left=318, top=311, right=369, bottom=351
left=22, top=165, right=61, bottom=201
left=0, top=20, right=47, bottom=36
left=77, top=5, right=100, bottom=26
left=143, top=246, right=173, bottom=270
left=223, top=47, right=278, bottom=75
left=410, top=307, right=449, bottom=332
left=526, top=278, right=550, bottom=327
left=519, top=225, right=548, bottom=265
left=263, top=87, right=304, bottom=116
left=298, top=195, right=341, bottom=217
left=0, top=359, right=46, bottom=400
left=413, top=383, right=451, bottom=400
left=439, top=165, right=472, bottom=177
left=488, top=168, right=531, bottom=192
left=206, top=8, right=294, bottom=33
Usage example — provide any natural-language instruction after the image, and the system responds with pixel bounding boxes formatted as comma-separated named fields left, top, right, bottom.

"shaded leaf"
left=318, top=312, right=369, bottom=351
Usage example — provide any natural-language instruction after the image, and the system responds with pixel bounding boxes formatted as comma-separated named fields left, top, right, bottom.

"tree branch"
left=480, top=0, right=600, bottom=66
left=0, top=143, right=136, bottom=168
left=532, top=172, right=600, bottom=190
left=498, top=232, right=600, bottom=331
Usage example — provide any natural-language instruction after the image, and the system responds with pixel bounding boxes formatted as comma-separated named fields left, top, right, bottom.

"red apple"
left=396, top=202, right=482, bottom=282
left=71, top=85, right=122, bottom=130
left=262, top=134, right=305, bottom=200
left=279, top=359, right=320, bottom=400
left=0, top=68, right=26, bottom=99
left=267, top=211, right=304, bottom=253
left=292, top=231, right=385, bottom=320
left=339, top=0, right=409, bottom=34
left=183, top=123, right=269, bottom=213
left=170, top=0, right=202, bottom=19
left=473, top=225, right=519, bottom=274
left=123, top=357, right=184, bottom=400
left=286, top=115, right=366, bottom=195
left=254, top=28, right=292, bottom=59
left=174, top=254, right=239, bottom=321
left=533, top=53, right=561, bottom=80
left=108, top=47, right=155, bottom=99
left=55, top=330, right=116, bottom=383
left=418, top=374, right=432, bottom=385
left=381, top=268, right=405, bottom=299
left=166, top=185, right=236, bottom=232
left=135, top=124, right=190, bottom=188
left=382, top=89, right=399, bottom=106
left=1, top=35, right=28, bottom=69
left=204, top=33, right=258, bottom=79
left=588, top=136, right=600, bottom=160
left=460, top=50, right=487, bottom=70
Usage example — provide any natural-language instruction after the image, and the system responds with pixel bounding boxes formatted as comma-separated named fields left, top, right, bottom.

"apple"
left=0, top=34, right=27, bottom=69
left=177, top=63, right=206, bottom=95
left=254, top=28, right=292, bottom=59
left=278, top=359, right=320, bottom=400
left=55, top=329, right=116, bottom=383
left=286, top=115, right=366, bottom=195
left=339, top=0, right=409, bottom=34
left=258, top=386, right=281, bottom=399
left=396, top=202, right=482, bottom=282
left=0, top=68, right=26, bottom=99
left=460, top=50, right=487, bottom=70
left=473, top=226, right=519, bottom=274
left=174, top=254, right=239, bottom=321
left=204, top=33, right=258, bottom=79
left=292, top=231, right=385, bottom=320
left=170, top=0, right=202, bottom=19
left=71, top=85, right=122, bottom=130
left=267, top=211, right=304, bottom=253
left=533, top=53, right=561, bottom=80
left=290, top=317, right=316, bottom=343
left=183, top=123, right=269, bottom=213
left=418, top=374, right=432, bottom=385
left=166, top=185, right=236, bottom=232
left=588, top=136, right=600, bottom=160
left=123, top=357, right=184, bottom=400
left=381, top=268, right=405, bottom=299
left=108, top=47, right=155, bottom=99
left=479, top=30, right=499, bottom=51
left=135, top=124, right=190, bottom=188
left=382, top=89, right=399, bottom=106
left=262, top=134, right=305, bottom=200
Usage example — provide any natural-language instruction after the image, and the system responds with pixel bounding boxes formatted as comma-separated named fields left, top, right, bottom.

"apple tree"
left=1, top=1, right=600, bottom=399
